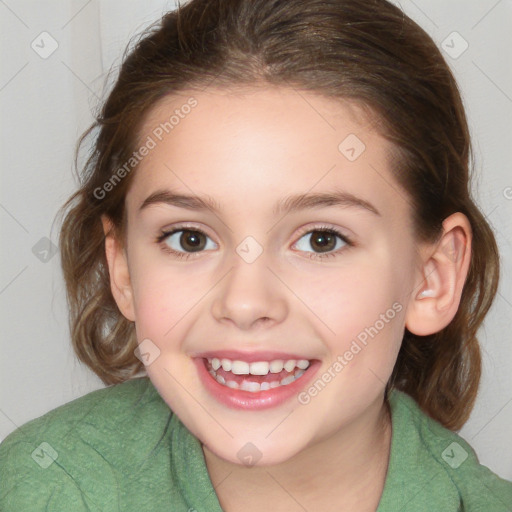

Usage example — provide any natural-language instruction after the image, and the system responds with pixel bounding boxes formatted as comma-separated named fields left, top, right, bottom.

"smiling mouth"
left=204, top=357, right=311, bottom=393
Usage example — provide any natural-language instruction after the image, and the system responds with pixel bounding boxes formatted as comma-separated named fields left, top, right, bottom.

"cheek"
left=127, top=250, right=210, bottom=339
left=303, top=262, right=401, bottom=330
left=297, top=260, right=406, bottom=372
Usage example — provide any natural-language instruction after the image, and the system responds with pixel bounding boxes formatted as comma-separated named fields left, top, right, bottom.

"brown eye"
left=309, top=231, right=337, bottom=253
left=161, top=229, right=216, bottom=253
left=179, top=230, right=206, bottom=252
left=294, top=228, right=349, bottom=256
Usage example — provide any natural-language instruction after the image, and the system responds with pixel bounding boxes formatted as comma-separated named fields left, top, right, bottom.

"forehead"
left=138, top=85, right=377, bottom=152
left=127, top=86, right=407, bottom=220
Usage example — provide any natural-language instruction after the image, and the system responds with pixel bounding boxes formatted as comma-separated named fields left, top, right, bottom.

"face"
left=115, top=86, right=423, bottom=466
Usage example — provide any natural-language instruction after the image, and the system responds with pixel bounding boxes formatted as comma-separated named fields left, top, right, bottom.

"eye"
left=157, top=228, right=217, bottom=256
left=293, top=227, right=351, bottom=258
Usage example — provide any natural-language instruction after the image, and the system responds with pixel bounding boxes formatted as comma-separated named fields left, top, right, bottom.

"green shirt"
left=1, top=377, right=511, bottom=511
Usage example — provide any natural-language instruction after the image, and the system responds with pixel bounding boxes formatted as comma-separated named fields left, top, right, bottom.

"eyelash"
left=155, top=224, right=354, bottom=261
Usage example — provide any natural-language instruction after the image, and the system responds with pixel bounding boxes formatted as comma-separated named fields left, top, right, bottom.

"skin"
left=103, top=86, right=472, bottom=511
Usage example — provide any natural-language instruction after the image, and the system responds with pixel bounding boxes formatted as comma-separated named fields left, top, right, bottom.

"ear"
left=405, top=212, right=472, bottom=336
left=101, top=215, right=136, bottom=322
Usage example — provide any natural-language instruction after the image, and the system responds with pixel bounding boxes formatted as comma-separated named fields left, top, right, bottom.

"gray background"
left=1, top=0, right=511, bottom=480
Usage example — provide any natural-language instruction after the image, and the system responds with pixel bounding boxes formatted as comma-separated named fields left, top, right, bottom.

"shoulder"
left=0, top=378, right=172, bottom=511
left=382, top=390, right=512, bottom=511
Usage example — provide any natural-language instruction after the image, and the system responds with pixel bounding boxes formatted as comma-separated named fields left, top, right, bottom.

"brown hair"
left=58, top=0, right=499, bottom=430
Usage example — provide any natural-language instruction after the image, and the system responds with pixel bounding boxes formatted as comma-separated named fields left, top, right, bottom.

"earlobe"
left=405, top=213, right=472, bottom=336
left=101, top=215, right=136, bottom=322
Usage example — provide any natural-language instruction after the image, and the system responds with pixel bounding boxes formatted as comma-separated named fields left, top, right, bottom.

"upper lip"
left=192, top=350, right=315, bottom=363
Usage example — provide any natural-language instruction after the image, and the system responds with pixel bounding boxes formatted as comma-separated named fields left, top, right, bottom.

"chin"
left=202, top=433, right=306, bottom=468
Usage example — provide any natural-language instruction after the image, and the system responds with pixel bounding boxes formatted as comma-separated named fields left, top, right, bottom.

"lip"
left=192, top=349, right=314, bottom=363
left=194, top=356, right=321, bottom=410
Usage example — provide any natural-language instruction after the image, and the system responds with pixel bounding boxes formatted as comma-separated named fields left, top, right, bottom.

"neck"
left=202, top=392, right=392, bottom=512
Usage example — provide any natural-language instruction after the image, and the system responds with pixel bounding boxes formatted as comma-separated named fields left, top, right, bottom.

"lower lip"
left=194, top=357, right=321, bottom=410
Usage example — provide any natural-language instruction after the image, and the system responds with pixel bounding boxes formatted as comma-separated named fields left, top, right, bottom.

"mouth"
left=194, top=353, right=320, bottom=410
left=206, top=357, right=310, bottom=392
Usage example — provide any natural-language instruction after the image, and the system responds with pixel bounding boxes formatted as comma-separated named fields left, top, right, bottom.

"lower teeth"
left=208, top=367, right=306, bottom=393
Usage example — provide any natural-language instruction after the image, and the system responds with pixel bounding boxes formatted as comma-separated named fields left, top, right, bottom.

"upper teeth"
left=209, top=358, right=310, bottom=375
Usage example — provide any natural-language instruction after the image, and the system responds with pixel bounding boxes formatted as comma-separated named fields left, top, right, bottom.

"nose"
left=211, top=255, right=288, bottom=331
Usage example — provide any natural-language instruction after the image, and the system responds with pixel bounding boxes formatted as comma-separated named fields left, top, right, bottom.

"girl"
left=1, top=0, right=511, bottom=510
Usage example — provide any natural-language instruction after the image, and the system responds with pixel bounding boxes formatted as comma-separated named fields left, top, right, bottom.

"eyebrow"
left=139, top=189, right=381, bottom=216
